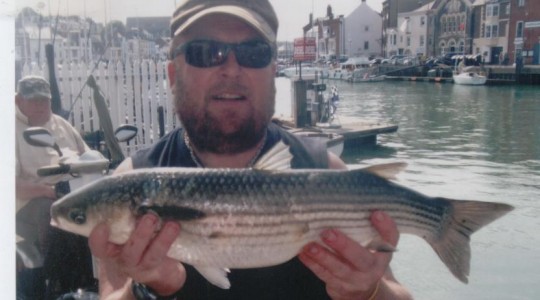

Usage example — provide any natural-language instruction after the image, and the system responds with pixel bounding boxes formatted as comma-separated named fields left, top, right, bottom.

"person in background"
left=15, top=75, right=90, bottom=299
left=88, top=1, right=413, bottom=299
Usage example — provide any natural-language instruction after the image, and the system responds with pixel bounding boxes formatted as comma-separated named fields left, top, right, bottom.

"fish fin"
left=194, top=266, right=231, bottom=289
left=253, top=141, right=292, bottom=171
left=429, top=198, right=514, bottom=284
left=365, top=236, right=397, bottom=253
left=361, top=162, right=407, bottom=180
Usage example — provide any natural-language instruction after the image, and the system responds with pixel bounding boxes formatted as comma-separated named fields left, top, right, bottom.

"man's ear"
left=167, top=62, right=176, bottom=88
left=15, top=94, right=22, bottom=106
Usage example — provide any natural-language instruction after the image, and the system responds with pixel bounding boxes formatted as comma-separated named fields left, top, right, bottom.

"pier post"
left=292, top=79, right=308, bottom=128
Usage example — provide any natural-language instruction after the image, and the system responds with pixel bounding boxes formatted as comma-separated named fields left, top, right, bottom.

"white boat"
left=327, top=68, right=351, bottom=80
left=282, top=66, right=328, bottom=79
left=347, top=69, right=386, bottom=83
left=452, top=72, right=487, bottom=85
left=328, top=57, right=370, bottom=81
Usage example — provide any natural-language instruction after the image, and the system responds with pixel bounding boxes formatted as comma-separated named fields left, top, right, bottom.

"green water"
left=277, top=78, right=540, bottom=299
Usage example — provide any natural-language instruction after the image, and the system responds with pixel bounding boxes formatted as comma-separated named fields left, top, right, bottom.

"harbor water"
left=276, top=78, right=540, bottom=300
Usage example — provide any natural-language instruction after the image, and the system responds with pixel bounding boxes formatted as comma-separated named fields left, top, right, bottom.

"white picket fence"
left=22, top=60, right=179, bottom=155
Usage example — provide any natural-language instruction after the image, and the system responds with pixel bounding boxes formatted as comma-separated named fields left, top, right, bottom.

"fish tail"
left=430, top=198, right=514, bottom=283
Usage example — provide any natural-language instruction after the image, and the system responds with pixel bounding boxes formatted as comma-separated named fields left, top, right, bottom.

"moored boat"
left=452, top=72, right=487, bottom=85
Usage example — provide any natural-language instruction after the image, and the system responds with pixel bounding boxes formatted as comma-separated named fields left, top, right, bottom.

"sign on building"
left=525, top=21, right=540, bottom=29
left=293, top=37, right=317, bottom=61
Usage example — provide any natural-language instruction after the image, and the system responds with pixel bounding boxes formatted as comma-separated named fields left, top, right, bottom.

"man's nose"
left=219, top=51, right=242, bottom=76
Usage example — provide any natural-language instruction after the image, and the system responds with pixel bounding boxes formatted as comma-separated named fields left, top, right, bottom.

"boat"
left=347, top=68, right=386, bottom=83
left=452, top=63, right=487, bottom=85
left=327, top=68, right=351, bottom=80
left=282, top=65, right=328, bottom=79
left=452, top=72, right=487, bottom=85
left=327, top=57, right=370, bottom=81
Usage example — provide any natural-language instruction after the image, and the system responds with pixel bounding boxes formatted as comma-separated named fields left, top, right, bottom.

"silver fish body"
left=51, top=165, right=513, bottom=288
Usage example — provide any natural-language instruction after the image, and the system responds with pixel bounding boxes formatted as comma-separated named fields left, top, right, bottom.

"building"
left=344, top=0, right=383, bottom=58
left=471, top=0, right=511, bottom=64
left=303, top=5, right=345, bottom=62
left=508, top=0, right=540, bottom=64
left=303, top=1, right=383, bottom=62
left=382, top=0, right=430, bottom=57
left=16, top=8, right=98, bottom=66
left=388, top=2, right=432, bottom=57
left=125, top=17, right=171, bottom=39
left=429, top=0, right=475, bottom=57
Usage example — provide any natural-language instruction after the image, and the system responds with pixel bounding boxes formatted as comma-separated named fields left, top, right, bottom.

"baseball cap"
left=170, top=0, right=278, bottom=43
left=17, top=76, right=52, bottom=99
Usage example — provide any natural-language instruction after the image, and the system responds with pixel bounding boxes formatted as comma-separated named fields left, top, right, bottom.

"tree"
left=101, top=20, right=126, bottom=48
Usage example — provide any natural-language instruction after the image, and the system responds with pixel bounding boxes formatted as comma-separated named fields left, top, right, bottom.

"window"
left=485, top=24, right=499, bottom=38
left=407, top=37, right=411, bottom=47
left=420, top=35, right=425, bottom=47
left=516, top=21, right=524, bottom=38
left=421, top=17, right=425, bottom=26
left=364, top=41, right=369, bottom=50
left=364, top=26, right=369, bottom=32
left=487, top=4, right=499, bottom=17
left=518, top=0, right=525, bottom=7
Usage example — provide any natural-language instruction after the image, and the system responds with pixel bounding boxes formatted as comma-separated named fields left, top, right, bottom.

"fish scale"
left=50, top=143, right=513, bottom=289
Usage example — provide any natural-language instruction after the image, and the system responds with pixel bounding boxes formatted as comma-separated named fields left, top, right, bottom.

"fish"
left=50, top=142, right=514, bottom=289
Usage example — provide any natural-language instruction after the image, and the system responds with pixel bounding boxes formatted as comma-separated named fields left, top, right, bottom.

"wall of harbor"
left=374, top=65, right=540, bottom=85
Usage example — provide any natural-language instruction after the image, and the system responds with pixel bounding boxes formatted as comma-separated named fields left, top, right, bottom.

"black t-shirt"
left=131, top=122, right=331, bottom=300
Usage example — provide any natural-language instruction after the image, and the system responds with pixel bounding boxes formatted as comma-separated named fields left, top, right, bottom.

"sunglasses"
left=170, top=39, right=274, bottom=69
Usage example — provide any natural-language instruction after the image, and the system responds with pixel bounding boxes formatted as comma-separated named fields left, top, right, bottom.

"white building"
left=344, top=0, right=382, bottom=58
left=387, top=2, right=432, bottom=57
left=17, top=14, right=95, bottom=65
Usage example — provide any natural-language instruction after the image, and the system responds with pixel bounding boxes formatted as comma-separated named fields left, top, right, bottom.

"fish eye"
left=68, top=208, right=86, bottom=225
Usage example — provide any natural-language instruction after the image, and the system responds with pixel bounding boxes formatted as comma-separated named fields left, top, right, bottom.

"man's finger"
left=120, top=214, right=159, bottom=266
left=138, top=222, right=180, bottom=269
left=370, top=211, right=399, bottom=247
left=88, top=222, right=117, bottom=258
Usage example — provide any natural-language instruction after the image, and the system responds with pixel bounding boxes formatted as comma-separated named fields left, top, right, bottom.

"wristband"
left=131, top=281, right=179, bottom=300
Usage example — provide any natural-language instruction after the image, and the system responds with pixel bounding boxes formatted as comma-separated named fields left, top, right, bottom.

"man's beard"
left=175, top=79, right=275, bottom=154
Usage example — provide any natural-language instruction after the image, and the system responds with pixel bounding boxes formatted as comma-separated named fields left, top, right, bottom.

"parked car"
left=402, top=56, right=418, bottom=66
left=369, top=58, right=383, bottom=67
left=382, top=55, right=407, bottom=65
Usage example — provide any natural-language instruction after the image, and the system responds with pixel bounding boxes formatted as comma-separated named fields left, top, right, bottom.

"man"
left=15, top=75, right=90, bottom=298
left=88, top=1, right=412, bottom=299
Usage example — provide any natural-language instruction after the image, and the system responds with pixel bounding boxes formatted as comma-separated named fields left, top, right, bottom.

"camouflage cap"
left=17, top=76, right=52, bottom=99
left=170, top=0, right=278, bottom=43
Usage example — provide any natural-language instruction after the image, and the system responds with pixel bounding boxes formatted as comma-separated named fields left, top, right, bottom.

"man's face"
left=16, top=95, right=52, bottom=126
left=169, top=14, right=276, bottom=154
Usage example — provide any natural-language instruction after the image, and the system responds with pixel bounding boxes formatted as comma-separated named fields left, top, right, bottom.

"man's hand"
left=298, top=211, right=400, bottom=300
left=89, top=214, right=185, bottom=298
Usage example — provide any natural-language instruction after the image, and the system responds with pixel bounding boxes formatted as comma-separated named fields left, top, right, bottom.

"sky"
left=10, top=0, right=384, bottom=41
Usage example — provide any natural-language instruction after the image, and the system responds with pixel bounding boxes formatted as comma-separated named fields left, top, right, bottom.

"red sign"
left=293, top=37, right=317, bottom=61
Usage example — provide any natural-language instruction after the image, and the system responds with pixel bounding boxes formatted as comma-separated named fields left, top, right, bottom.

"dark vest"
left=131, top=123, right=331, bottom=300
